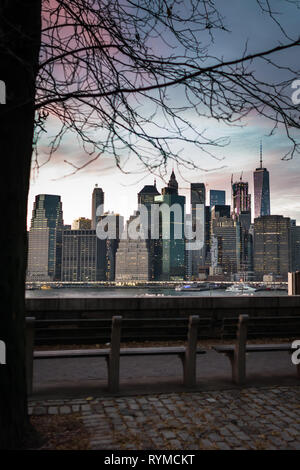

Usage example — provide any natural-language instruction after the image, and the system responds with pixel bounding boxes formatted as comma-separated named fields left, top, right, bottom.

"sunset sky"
left=27, top=0, right=300, bottom=227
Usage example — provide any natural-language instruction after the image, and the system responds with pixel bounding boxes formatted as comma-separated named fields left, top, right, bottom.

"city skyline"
left=28, top=142, right=300, bottom=228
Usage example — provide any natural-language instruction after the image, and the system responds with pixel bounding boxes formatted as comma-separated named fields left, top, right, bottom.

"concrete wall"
left=26, top=296, right=300, bottom=320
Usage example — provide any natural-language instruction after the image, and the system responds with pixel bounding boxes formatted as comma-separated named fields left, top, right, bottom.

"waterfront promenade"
left=28, top=346, right=300, bottom=450
left=26, top=294, right=300, bottom=450
left=29, top=385, right=300, bottom=450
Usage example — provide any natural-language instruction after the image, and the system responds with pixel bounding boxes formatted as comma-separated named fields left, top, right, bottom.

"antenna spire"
left=260, top=140, right=263, bottom=168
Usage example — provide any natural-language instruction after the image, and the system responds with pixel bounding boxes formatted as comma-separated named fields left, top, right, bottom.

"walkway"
left=29, top=385, right=300, bottom=450
left=28, top=346, right=300, bottom=450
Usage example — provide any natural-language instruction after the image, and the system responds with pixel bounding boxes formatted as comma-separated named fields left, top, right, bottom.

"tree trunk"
left=0, top=0, right=41, bottom=449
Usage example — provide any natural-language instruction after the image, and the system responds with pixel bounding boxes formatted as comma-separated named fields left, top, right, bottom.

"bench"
left=221, top=315, right=300, bottom=340
left=30, top=316, right=213, bottom=345
left=25, top=315, right=206, bottom=394
left=213, top=314, right=300, bottom=385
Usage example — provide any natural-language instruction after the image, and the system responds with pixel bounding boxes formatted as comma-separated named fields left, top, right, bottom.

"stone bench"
left=213, top=314, right=300, bottom=385
left=26, top=315, right=206, bottom=394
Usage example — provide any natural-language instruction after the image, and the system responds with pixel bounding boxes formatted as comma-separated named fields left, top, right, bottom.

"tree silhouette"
left=0, top=0, right=299, bottom=448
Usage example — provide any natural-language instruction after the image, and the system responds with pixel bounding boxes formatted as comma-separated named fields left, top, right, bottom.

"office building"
left=210, top=215, right=241, bottom=277
left=115, top=213, right=150, bottom=281
left=253, top=142, right=270, bottom=218
left=211, top=205, right=231, bottom=220
left=72, top=217, right=92, bottom=230
left=138, top=182, right=162, bottom=280
left=253, top=215, right=291, bottom=280
left=190, top=183, right=206, bottom=277
left=27, top=194, right=64, bottom=281
left=61, top=229, right=106, bottom=281
left=99, top=212, right=124, bottom=281
left=91, top=184, right=104, bottom=229
left=290, top=220, right=300, bottom=272
left=232, top=178, right=251, bottom=219
left=154, top=172, right=185, bottom=280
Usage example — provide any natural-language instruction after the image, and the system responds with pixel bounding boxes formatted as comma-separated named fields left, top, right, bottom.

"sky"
left=27, top=0, right=300, bottom=227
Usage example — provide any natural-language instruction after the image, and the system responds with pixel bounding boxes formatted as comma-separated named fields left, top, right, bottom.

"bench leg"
left=107, top=316, right=122, bottom=393
left=106, top=356, right=120, bottom=393
left=232, top=315, right=248, bottom=385
left=178, top=353, right=195, bottom=388
left=182, top=315, right=199, bottom=388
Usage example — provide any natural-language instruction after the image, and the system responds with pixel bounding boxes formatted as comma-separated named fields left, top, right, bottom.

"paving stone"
left=161, top=430, right=176, bottom=439
left=32, top=406, right=47, bottom=415
left=60, top=405, right=71, bottom=414
left=28, top=385, right=300, bottom=451
left=48, top=406, right=59, bottom=415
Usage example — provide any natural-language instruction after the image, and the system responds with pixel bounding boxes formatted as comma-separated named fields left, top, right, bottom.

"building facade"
left=190, top=183, right=206, bottom=277
left=115, top=213, right=150, bottom=281
left=138, top=182, right=161, bottom=280
left=91, top=184, right=104, bottom=230
left=254, top=215, right=291, bottom=280
left=210, top=215, right=241, bottom=277
left=232, top=180, right=251, bottom=219
left=253, top=143, right=270, bottom=219
left=72, top=217, right=92, bottom=230
left=27, top=194, right=64, bottom=281
left=154, top=172, right=186, bottom=280
left=61, top=229, right=106, bottom=282
left=290, top=220, right=300, bottom=272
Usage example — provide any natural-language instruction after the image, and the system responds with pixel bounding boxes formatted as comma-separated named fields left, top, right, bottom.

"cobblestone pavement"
left=29, top=385, right=300, bottom=450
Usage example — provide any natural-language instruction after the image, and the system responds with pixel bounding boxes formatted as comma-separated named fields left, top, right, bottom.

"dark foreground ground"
left=26, top=341, right=300, bottom=450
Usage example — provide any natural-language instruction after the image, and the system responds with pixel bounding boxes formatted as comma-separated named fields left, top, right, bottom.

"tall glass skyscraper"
left=253, top=144, right=270, bottom=219
left=91, top=184, right=104, bottom=229
left=232, top=180, right=251, bottom=218
left=190, top=183, right=206, bottom=276
left=138, top=181, right=161, bottom=280
left=27, top=194, right=64, bottom=281
left=155, top=172, right=185, bottom=280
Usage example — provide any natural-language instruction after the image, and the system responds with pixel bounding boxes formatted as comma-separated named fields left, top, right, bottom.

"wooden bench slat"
left=118, top=347, right=206, bottom=356
left=213, top=344, right=293, bottom=353
left=34, top=348, right=110, bottom=359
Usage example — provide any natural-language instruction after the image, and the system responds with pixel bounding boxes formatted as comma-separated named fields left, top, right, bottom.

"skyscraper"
left=115, top=213, right=150, bottom=281
left=210, top=190, right=226, bottom=208
left=100, top=212, right=124, bottom=281
left=290, top=220, right=300, bottom=272
left=231, top=177, right=251, bottom=218
left=27, top=194, right=64, bottom=281
left=138, top=181, right=161, bottom=280
left=91, top=184, right=104, bottom=229
left=190, top=183, right=206, bottom=277
left=254, top=215, right=291, bottom=280
left=61, top=229, right=106, bottom=281
left=154, top=172, right=185, bottom=280
left=210, top=214, right=241, bottom=277
left=253, top=142, right=270, bottom=219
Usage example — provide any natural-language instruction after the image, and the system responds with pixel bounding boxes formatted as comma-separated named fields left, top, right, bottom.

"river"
left=25, top=287, right=288, bottom=298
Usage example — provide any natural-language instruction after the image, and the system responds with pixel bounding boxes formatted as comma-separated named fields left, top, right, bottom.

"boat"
left=175, top=282, right=210, bottom=292
left=40, top=284, right=51, bottom=290
left=226, top=283, right=256, bottom=293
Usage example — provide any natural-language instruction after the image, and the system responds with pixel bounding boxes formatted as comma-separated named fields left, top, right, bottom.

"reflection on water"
left=26, top=287, right=288, bottom=298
